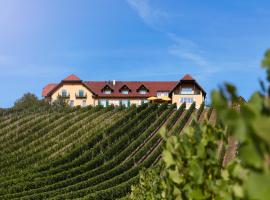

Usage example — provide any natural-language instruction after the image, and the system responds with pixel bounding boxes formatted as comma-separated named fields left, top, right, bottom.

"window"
left=82, top=100, right=86, bottom=107
left=102, top=85, right=113, bottom=94
left=69, top=100, right=74, bottom=107
left=98, top=100, right=107, bottom=107
left=120, top=85, right=130, bottom=94
left=157, top=92, right=169, bottom=97
left=61, top=89, right=68, bottom=97
left=78, top=90, right=84, bottom=97
left=137, top=85, right=148, bottom=94
left=181, top=88, right=193, bottom=95
left=139, top=90, right=147, bottom=94
left=103, top=90, right=111, bottom=94
left=121, top=100, right=130, bottom=107
left=110, top=100, right=120, bottom=106
left=121, top=90, right=129, bottom=94
left=180, top=97, right=194, bottom=103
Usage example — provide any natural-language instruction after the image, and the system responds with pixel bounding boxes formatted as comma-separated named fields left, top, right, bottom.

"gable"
left=50, top=83, right=94, bottom=99
left=119, top=85, right=131, bottom=92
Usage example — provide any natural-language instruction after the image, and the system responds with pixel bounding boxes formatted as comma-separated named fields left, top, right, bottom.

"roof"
left=85, top=81, right=178, bottom=98
left=42, top=75, right=85, bottom=97
left=63, top=74, right=81, bottom=81
left=169, top=74, right=206, bottom=97
left=181, top=74, right=194, bottom=81
left=42, top=83, right=57, bottom=97
left=42, top=74, right=207, bottom=98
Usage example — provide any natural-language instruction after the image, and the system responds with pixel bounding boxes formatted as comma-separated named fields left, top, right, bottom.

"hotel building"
left=42, top=74, right=206, bottom=109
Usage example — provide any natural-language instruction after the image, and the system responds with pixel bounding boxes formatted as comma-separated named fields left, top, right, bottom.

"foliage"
left=262, top=49, right=270, bottom=82
left=13, top=93, right=48, bottom=110
left=196, top=101, right=205, bottom=120
left=127, top=167, right=163, bottom=200
left=51, top=95, right=68, bottom=107
left=126, top=50, right=270, bottom=200
left=127, top=123, right=230, bottom=200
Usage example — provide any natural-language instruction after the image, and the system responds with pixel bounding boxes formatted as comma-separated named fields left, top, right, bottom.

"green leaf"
left=188, top=160, right=203, bottom=184
left=239, top=142, right=262, bottom=169
left=189, top=188, right=205, bottom=200
left=221, top=169, right=229, bottom=181
left=211, top=90, right=227, bottom=111
left=162, top=150, right=175, bottom=168
left=248, top=92, right=264, bottom=114
left=233, top=184, right=244, bottom=198
left=251, top=116, right=270, bottom=145
left=231, top=163, right=248, bottom=181
left=159, top=127, right=167, bottom=139
left=169, top=169, right=183, bottom=184
left=246, top=172, right=270, bottom=200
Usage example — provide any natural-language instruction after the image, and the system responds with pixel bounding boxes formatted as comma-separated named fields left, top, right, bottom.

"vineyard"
left=0, top=102, right=214, bottom=200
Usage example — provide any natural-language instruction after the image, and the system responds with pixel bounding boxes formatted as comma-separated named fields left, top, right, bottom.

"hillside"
left=0, top=103, right=214, bottom=200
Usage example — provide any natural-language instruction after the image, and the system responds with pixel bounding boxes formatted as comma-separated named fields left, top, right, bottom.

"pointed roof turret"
left=63, top=74, right=81, bottom=81
left=181, top=74, right=194, bottom=81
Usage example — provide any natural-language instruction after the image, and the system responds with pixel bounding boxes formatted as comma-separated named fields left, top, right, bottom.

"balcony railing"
left=180, top=91, right=201, bottom=95
left=59, top=94, right=70, bottom=98
left=75, top=94, right=87, bottom=99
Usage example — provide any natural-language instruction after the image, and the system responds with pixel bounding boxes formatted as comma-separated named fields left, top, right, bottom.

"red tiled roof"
left=85, top=81, right=177, bottom=98
left=63, top=74, right=81, bottom=81
left=181, top=74, right=194, bottom=81
left=42, top=83, right=57, bottom=97
left=42, top=74, right=206, bottom=98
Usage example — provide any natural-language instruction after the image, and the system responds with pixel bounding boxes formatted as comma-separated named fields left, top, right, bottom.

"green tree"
left=13, top=93, right=47, bottom=110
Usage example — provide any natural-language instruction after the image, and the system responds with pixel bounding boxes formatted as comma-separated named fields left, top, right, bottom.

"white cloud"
left=169, top=46, right=208, bottom=66
left=126, top=1, right=209, bottom=68
left=126, top=0, right=169, bottom=28
left=168, top=33, right=209, bottom=66
left=126, top=0, right=241, bottom=82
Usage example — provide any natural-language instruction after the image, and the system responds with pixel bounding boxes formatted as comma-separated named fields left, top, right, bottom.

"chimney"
left=113, top=80, right=116, bottom=86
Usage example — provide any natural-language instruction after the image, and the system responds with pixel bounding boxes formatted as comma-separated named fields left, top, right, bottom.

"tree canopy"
left=13, top=93, right=47, bottom=110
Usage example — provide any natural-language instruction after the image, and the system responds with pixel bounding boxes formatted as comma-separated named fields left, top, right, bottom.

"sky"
left=0, top=0, right=270, bottom=108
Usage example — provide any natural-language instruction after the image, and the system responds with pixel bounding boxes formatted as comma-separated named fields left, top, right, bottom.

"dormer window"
left=119, top=85, right=131, bottom=95
left=102, top=85, right=113, bottom=94
left=121, top=90, right=129, bottom=94
left=139, top=90, right=147, bottom=94
left=137, top=85, right=149, bottom=94
left=104, top=89, right=112, bottom=94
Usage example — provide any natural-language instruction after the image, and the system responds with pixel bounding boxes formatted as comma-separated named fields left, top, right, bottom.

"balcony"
left=75, top=94, right=87, bottom=99
left=58, top=93, right=70, bottom=99
left=180, top=92, right=195, bottom=95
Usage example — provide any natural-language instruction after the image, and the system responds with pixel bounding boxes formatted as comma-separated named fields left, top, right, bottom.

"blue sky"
left=0, top=0, right=270, bottom=108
